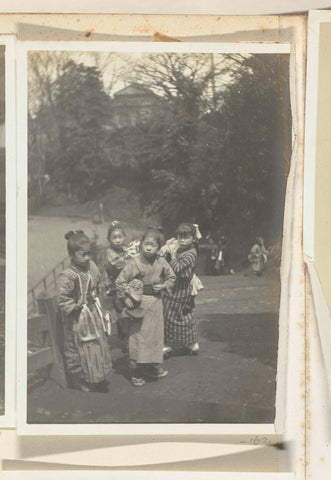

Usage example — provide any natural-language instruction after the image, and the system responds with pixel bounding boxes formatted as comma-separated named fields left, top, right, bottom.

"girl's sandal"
left=80, top=381, right=93, bottom=392
left=188, top=342, right=200, bottom=356
left=131, top=377, right=146, bottom=387
left=163, top=345, right=173, bottom=359
left=145, top=368, right=168, bottom=379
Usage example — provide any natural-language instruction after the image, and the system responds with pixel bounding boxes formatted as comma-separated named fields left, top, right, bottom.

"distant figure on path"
left=248, top=236, right=269, bottom=276
left=203, top=232, right=218, bottom=275
left=215, top=235, right=229, bottom=275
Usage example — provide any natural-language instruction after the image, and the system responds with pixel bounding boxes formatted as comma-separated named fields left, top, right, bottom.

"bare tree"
left=129, top=52, right=248, bottom=113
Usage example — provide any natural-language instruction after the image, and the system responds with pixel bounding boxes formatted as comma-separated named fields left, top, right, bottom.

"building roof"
left=114, top=83, right=158, bottom=98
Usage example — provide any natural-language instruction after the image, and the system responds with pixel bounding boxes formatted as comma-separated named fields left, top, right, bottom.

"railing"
left=28, top=295, right=67, bottom=388
left=27, top=244, right=107, bottom=316
left=27, top=245, right=108, bottom=389
left=28, top=256, right=71, bottom=316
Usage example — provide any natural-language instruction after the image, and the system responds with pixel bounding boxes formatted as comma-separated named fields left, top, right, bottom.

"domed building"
left=110, top=83, right=164, bottom=129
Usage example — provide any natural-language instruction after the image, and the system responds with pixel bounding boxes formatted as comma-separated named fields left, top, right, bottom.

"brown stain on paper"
left=85, top=29, right=94, bottom=38
left=153, top=32, right=181, bottom=42
left=305, top=269, right=314, bottom=477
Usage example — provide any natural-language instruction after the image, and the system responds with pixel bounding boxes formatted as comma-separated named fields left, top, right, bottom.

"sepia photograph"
left=18, top=42, right=292, bottom=432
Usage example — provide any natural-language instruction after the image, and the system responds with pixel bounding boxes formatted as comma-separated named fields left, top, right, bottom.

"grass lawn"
left=28, top=215, right=146, bottom=289
left=28, top=186, right=160, bottom=289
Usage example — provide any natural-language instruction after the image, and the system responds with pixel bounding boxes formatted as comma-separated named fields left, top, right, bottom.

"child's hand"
left=159, top=244, right=171, bottom=257
left=169, top=242, right=179, bottom=258
left=170, top=250, right=178, bottom=260
left=153, top=283, right=164, bottom=293
left=124, top=298, right=134, bottom=309
left=75, top=299, right=85, bottom=311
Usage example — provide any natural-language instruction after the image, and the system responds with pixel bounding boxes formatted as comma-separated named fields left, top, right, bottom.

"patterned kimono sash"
left=74, top=273, right=105, bottom=342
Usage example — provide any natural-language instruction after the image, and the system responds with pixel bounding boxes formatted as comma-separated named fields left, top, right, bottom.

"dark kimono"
left=104, top=246, right=130, bottom=339
left=163, top=247, right=198, bottom=348
left=104, top=247, right=127, bottom=295
left=57, top=261, right=112, bottom=384
left=115, top=254, right=176, bottom=364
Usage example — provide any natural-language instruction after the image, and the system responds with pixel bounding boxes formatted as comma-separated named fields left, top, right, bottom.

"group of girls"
left=57, top=221, right=200, bottom=392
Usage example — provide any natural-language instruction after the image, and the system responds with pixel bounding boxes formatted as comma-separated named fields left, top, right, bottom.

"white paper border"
left=0, top=35, right=17, bottom=428
left=304, top=10, right=331, bottom=401
left=2, top=471, right=295, bottom=480
left=17, top=40, right=290, bottom=435
left=303, top=10, right=331, bottom=260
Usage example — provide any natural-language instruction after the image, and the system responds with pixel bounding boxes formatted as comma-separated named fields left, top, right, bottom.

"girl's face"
left=141, top=235, right=159, bottom=259
left=72, top=246, right=91, bottom=268
left=178, top=233, right=194, bottom=249
left=109, top=229, right=125, bottom=249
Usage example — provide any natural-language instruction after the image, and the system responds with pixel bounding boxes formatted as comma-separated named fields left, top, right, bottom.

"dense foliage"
left=29, top=52, right=291, bottom=265
left=29, top=60, right=112, bottom=201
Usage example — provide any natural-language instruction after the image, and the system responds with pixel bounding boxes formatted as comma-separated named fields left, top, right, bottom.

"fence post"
left=37, top=295, right=67, bottom=388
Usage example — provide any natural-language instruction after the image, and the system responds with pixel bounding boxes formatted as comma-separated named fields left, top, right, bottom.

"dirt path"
left=28, top=269, right=280, bottom=424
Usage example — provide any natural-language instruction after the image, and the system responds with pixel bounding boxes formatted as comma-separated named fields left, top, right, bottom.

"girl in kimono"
left=115, top=227, right=176, bottom=387
left=163, top=223, right=200, bottom=356
left=248, top=236, right=269, bottom=276
left=57, top=230, right=112, bottom=393
left=104, top=221, right=131, bottom=344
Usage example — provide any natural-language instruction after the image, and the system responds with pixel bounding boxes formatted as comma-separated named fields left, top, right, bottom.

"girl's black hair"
left=107, top=220, right=126, bottom=242
left=65, top=230, right=91, bottom=255
left=176, top=222, right=200, bottom=252
left=141, top=225, right=165, bottom=248
left=256, top=236, right=264, bottom=246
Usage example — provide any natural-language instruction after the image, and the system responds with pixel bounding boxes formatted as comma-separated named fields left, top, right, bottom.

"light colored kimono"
left=116, top=254, right=176, bottom=364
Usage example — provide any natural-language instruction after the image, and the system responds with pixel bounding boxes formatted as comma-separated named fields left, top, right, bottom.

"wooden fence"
left=28, top=296, right=67, bottom=388
left=28, top=256, right=71, bottom=316
left=28, top=244, right=107, bottom=316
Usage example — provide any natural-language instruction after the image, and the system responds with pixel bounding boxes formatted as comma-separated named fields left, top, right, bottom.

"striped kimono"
left=57, top=261, right=112, bottom=384
left=104, top=247, right=127, bottom=295
left=163, top=246, right=198, bottom=348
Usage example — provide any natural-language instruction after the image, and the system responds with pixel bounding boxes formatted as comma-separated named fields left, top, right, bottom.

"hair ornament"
left=64, top=231, right=75, bottom=240
left=193, top=224, right=202, bottom=240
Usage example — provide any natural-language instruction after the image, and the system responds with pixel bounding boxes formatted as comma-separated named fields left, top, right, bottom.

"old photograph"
left=20, top=43, right=292, bottom=430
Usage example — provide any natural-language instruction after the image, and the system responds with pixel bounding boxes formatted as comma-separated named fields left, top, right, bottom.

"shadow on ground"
left=199, top=312, right=278, bottom=369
